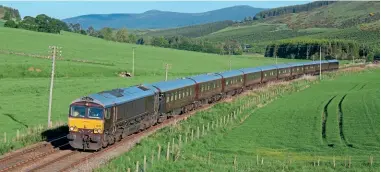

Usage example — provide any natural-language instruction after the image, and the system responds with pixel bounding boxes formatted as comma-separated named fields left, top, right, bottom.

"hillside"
left=262, top=1, right=380, bottom=29
left=144, top=20, right=234, bottom=38
left=63, top=5, right=264, bottom=29
left=0, top=5, right=21, bottom=20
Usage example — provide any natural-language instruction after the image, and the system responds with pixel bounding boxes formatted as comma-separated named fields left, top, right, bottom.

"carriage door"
left=112, top=106, right=117, bottom=133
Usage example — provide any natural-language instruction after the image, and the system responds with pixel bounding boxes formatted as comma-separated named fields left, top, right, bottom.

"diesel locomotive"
left=67, top=60, right=339, bottom=150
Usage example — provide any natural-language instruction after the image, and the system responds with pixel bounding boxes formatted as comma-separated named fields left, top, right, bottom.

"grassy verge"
left=95, top=65, right=379, bottom=171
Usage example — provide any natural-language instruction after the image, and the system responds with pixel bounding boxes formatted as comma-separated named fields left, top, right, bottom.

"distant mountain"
left=63, top=5, right=265, bottom=29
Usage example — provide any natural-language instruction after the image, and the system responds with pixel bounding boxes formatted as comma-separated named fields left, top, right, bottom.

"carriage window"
left=88, top=107, right=104, bottom=119
left=166, top=96, right=169, bottom=103
left=71, top=106, right=86, bottom=118
left=178, top=91, right=181, bottom=99
left=207, top=85, right=210, bottom=90
left=171, top=93, right=174, bottom=101
left=190, top=88, right=192, bottom=95
left=183, top=91, right=185, bottom=97
left=175, top=92, right=177, bottom=100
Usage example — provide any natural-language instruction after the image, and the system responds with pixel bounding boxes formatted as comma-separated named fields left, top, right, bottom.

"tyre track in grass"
left=322, top=95, right=336, bottom=146
left=337, top=94, right=353, bottom=147
left=336, top=84, right=360, bottom=147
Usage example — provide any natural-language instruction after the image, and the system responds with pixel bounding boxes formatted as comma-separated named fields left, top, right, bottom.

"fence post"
left=207, top=122, right=210, bottom=131
left=166, top=142, right=170, bottom=161
left=318, top=157, right=320, bottom=166
left=211, top=121, right=214, bottom=130
left=3, top=132, right=6, bottom=143
left=157, top=144, right=161, bottom=161
left=185, top=133, right=188, bottom=143
left=127, top=168, right=130, bottom=172
left=197, top=126, right=200, bottom=139
left=333, top=156, right=336, bottom=168
left=256, top=154, right=259, bottom=165
left=191, top=129, right=194, bottom=141
left=261, top=157, right=264, bottom=165
left=144, top=155, right=147, bottom=172
left=179, top=135, right=182, bottom=147
left=223, top=116, right=226, bottom=125
left=234, top=155, right=237, bottom=171
left=202, top=124, right=205, bottom=136
left=135, top=161, right=139, bottom=172
left=172, top=138, right=175, bottom=153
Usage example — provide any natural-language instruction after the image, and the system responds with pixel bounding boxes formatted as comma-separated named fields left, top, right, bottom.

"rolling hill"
left=0, top=5, right=20, bottom=20
left=63, top=5, right=264, bottom=29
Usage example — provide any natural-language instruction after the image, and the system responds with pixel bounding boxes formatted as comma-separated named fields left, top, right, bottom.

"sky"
left=1, top=1, right=312, bottom=19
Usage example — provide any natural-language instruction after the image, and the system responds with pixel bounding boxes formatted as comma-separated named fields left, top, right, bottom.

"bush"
left=4, top=20, right=17, bottom=28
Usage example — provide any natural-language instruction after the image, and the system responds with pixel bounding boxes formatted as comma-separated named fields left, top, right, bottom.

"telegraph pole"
left=163, top=63, right=172, bottom=81
left=319, top=46, right=322, bottom=80
left=48, top=46, right=61, bottom=128
left=229, top=44, right=232, bottom=70
left=132, top=47, right=136, bottom=76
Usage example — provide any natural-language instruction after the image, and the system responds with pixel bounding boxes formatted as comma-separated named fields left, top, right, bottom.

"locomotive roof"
left=187, top=73, right=222, bottom=83
left=217, top=70, right=244, bottom=78
left=72, top=85, right=155, bottom=108
left=147, top=78, right=195, bottom=92
left=238, top=67, right=262, bottom=74
left=327, top=59, right=339, bottom=63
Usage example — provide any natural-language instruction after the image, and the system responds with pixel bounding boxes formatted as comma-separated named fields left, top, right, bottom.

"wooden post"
left=3, top=132, right=6, bottom=143
left=143, top=155, right=147, bottom=172
left=157, top=144, right=161, bottom=160
left=202, top=124, right=205, bottom=136
left=256, top=154, right=259, bottom=165
left=211, top=121, right=214, bottom=130
left=318, top=157, right=320, bottom=166
left=333, top=156, right=336, bottom=168
left=234, top=155, right=237, bottom=171
left=135, top=161, right=139, bottom=172
left=223, top=116, right=226, bottom=125
left=185, top=133, right=188, bottom=143
left=166, top=142, right=170, bottom=161
left=191, top=129, right=194, bottom=141
left=261, top=157, right=264, bottom=165
left=207, top=122, right=210, bottom=131
left=179, top=135, right=182, bottom=147
left=370, top=156, right=373, bottom=166
left=127, top=168, right=130, bottom=172
left=172, top=138, right=175, bottom=153
left=197, top=126, right=200, bottom=139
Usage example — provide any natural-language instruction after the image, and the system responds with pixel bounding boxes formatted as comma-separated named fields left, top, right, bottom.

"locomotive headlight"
left=69, top=126, right=77, bottom=131
left=93, top=128, right=102, bottom=133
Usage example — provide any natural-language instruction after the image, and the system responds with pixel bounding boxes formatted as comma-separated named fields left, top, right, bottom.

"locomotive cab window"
left=88, top=107, right=104, bottom=119
left=71, top=106, right=86, bottom=118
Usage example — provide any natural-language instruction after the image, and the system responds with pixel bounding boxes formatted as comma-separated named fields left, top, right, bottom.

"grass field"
left=0, top=27, right=303, bottom=143
left=96, top=67, right=379, bottom=171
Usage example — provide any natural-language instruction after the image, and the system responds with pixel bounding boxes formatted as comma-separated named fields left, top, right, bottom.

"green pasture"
left=0, top=27, right=303, bottom=139
left=96, top=68, right=380, bottom=171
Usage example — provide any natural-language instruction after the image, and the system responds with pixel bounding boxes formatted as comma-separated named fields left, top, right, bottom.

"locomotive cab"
left=67, top=99, right=106, bottom=150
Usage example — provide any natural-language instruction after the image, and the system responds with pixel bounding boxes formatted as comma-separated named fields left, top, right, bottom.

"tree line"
left=4, top=14, right=70, bottom=34
left=264, top=39, right=379, bottom=61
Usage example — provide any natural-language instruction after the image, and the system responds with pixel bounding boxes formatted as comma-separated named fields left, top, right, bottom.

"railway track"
left=0, top=135, right=68, bottom=172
